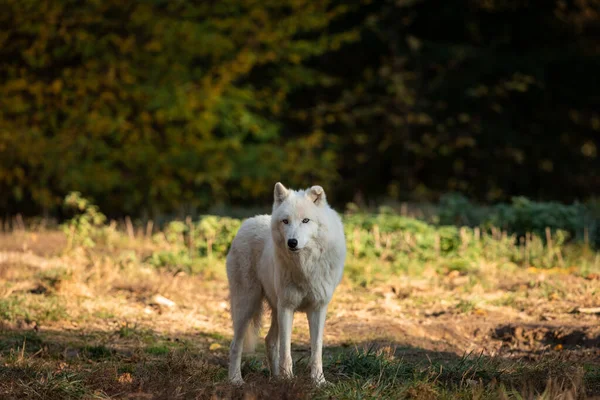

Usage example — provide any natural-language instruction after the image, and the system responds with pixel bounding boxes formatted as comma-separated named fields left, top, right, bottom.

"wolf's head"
left=271, top=182, right=328, bottom=253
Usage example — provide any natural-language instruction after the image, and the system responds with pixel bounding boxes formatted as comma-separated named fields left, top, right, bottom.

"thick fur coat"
left=226, top=182, right=346, bottom=385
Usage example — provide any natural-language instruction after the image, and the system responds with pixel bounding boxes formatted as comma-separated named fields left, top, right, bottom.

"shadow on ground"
left=1, top=323, right=599, bottom=400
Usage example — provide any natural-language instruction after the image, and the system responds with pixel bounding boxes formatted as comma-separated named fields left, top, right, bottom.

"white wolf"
left=226, top=182, right=346, bottom=385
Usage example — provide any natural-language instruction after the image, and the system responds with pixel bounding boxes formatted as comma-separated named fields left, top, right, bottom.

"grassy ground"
left=1, top=228, right=599, bottom=399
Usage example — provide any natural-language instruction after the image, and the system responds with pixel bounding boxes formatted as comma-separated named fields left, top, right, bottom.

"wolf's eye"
left=282, top=219, right=289, bottom=225
left=302, top=218, right=310, bottom=223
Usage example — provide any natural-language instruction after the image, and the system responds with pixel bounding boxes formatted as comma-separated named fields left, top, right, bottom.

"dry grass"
left=1, top=229, right=599, bottom=399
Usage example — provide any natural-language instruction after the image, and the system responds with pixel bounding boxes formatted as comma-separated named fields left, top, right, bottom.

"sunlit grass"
left=0, top=214, right=598, bottom=398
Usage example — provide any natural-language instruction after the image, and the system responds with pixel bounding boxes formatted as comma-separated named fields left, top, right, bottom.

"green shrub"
left=490, top=197, right=584, bottom=239
left=60, top=192, right=107, bottom=250
left=59, top=193, right=596, bottom=277
left=439, top=193, right=487, bottom=227
left=439, top=194, right=595, bottom=245
left=193, top=216, right=242, bottom=257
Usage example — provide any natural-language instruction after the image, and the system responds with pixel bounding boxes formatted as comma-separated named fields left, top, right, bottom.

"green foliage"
left=193, top=216, right=242, bottom=257
left=491, top=197, right=584, bottom=239
left=438, top=193, right=489, bottom=227
left=142, top=209, right=585, bottom=278
left=58, top=193, right=596, bottom=279
left=1, top=0, right=598, bottom=217
left=146, top=250, right=194, bottom=272
left=60, top=192, right=107, bottom=249
left=0, top=295, right=68, bottom=323
left=0, top=0, right=357, bottom=215
left=439, top=194, right=593, bottom=244
left=146, top=345, right=171, bottom=356
left=146, top=215, right=241, bottom=274
left=343, top=212, right=574, bottom=272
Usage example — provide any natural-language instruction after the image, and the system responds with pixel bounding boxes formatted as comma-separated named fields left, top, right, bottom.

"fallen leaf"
left=118, top=373, right=133, bottom=384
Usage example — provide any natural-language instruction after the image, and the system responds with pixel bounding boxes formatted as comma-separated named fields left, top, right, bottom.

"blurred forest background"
left=0, top=0, right=599, bottom=218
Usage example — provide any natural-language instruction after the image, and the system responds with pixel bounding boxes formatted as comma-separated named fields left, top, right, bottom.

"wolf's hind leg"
left=228, top=287, right=262, bottom=384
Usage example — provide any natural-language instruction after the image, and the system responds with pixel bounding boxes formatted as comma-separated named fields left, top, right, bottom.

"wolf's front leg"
left=265, top=309, right=279, bottom=377
left=307, top=306, right=328, bottom=385
left=277, top=306, right=294, bottom=378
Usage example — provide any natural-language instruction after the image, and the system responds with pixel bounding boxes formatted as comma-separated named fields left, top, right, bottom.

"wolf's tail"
left=242, top=309, right=262, bottom=353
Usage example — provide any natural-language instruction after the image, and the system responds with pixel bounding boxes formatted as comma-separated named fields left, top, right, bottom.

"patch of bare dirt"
left=493, top=323, right=600, bottom=361
left=319, top=284, right=600, bottom=366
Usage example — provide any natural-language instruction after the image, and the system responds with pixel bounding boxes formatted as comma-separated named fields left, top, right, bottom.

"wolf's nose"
left=287, top=239, right=298, bottom=249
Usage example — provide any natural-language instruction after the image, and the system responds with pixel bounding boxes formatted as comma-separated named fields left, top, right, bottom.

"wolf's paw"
left=229, top=377, right=245, bottom=386
left=280, top=371, right=294, bottom=380
left=312, top=374, right=331, bottom=387
left=279, top=361, right=294, bottom=379
left=310, top=368, right=330, bottom=387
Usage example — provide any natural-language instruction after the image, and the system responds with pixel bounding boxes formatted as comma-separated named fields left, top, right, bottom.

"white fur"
left=226, top=182, right=346, bottom=385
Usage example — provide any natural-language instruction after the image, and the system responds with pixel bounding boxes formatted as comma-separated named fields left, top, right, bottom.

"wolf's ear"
left=308, top=185, right=326, bottom=206
left=274, top=182, right=289, bottom=206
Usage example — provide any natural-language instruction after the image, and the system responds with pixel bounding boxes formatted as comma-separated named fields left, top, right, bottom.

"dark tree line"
left=0, top=0, right=598, bottom=217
